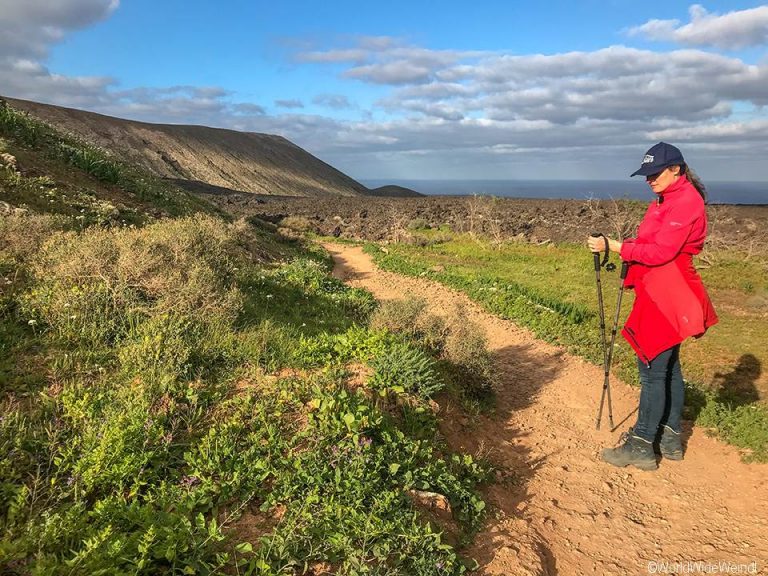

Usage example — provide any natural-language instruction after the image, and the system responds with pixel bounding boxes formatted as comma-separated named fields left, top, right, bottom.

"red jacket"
left=619, top=175, right=718, bottom=364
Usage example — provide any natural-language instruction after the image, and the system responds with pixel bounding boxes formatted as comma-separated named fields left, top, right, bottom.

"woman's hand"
left=587, top=235, right=623, bottom=254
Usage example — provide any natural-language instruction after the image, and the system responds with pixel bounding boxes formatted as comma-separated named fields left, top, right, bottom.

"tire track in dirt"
left=323, top=242, right=768, bottom=576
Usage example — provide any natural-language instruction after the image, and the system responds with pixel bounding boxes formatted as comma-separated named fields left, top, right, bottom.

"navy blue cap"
left=630, top=142, right=685, bottom=177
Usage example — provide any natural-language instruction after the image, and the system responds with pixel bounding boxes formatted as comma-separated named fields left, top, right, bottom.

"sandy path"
left=323, top=243, right=768, bottom=576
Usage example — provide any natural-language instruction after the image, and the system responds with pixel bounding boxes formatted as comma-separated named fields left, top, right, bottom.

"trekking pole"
left=590, top=233, right=610, bottom=430
left=595, top=262, right=629, bottom=430
left=596, top=259, right=630, bottom=430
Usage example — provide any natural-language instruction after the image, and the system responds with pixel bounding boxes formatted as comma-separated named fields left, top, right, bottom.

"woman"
left=587, top=142, right=718, bottom=471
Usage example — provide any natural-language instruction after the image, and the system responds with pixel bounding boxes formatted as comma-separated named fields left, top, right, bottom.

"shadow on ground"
left=439, top=342, right=564, bottom=575
left=712, top=353, right=761, bottom=406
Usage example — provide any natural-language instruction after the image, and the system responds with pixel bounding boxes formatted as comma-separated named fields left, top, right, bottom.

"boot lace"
left=615, top=428, right=634, bottom=446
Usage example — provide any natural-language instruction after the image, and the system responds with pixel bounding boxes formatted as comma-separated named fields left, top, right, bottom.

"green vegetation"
left=364, top=235, right=768, bottom=462
left=0, top=209, right=495, bottom=574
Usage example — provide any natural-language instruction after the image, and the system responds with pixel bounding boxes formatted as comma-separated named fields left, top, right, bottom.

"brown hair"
left=670, top=164, right=707, bottom=204
left=682, top=165, right=708, bottom=204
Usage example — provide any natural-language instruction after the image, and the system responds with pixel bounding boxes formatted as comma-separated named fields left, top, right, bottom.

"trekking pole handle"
left=592, top=250, right=601, bottom=272
left=590, top=233, right=610, bottom=269
left=620, top=261, right=630, bottom=279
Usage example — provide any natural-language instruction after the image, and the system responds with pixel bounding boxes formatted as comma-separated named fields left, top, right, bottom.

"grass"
left=0, top=213, right=494, bottom=574
left=363, top=234, right=768, bottom=462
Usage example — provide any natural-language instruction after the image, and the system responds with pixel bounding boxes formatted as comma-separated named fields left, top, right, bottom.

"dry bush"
left=24, top=215, right=246, bottom=343
left=582, top=197, right=642, bottom=241
left=0, top=212, right=64, bottom=262
left=605, top=198, right=641, bottom=240
left=464, top=195, right=485, bottom=236
left=462, top=195, right=504, bottom=245
left=700, top=207, right=768, bottom=267
left=386, top=206, right=412, bottom=242
left=370, top=298, right=448, bottom=354
left=442, top=306, right=496, bottom=395
left=279, top=216, right=314, bottom=233
left=370, top=298, right=495, bottom=395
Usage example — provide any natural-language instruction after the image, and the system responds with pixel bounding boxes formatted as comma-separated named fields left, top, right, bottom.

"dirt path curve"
left=323, top=243, right=768, bottom=576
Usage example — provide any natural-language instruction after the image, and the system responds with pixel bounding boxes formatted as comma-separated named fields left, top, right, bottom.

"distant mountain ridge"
left=4, top=96, right=420, bottom=198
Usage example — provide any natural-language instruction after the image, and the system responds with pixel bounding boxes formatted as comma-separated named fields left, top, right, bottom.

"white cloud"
left=312, top=93, right=353, bottom=109
left=648, top=119, right=768, bottom=141
left=0, top=0, right=118, bottom=58
left=275, top=99, right=304, bottom=109
left=628, top=4, right=768, bottom=49
left=0, top=0, right=120, bottom=108
left=2, top=6, right=768, bottom=182
left=349, top=43, right=768, bottom=124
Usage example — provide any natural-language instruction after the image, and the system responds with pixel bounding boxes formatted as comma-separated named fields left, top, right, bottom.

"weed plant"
left=369, top=340, right=443, bottom=399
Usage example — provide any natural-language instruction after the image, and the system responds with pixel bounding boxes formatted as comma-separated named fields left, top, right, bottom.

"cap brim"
left=631, top=164, right=664, bottom=177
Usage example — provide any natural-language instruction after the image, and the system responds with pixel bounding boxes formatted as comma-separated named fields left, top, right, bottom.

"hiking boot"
left=656, top=425, right=683, bottom=460
left=602, top=429, right=658, bottom=471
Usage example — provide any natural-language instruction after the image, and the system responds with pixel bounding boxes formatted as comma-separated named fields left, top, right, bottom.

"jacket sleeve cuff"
left=620, top=241, right=635, bottom=261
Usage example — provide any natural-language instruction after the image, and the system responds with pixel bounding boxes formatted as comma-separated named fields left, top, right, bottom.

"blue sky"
left=1, top=1, right=768, bottom=182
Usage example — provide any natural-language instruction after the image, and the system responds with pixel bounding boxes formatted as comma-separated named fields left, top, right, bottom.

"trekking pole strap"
left=590, top=232, right=610, bottom=269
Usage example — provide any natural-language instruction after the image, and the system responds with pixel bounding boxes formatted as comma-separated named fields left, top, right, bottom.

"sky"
left=1, top=0, right=768, bottom=182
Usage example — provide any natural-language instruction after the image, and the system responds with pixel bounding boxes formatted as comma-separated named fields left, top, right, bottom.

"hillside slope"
left=5, top=96, right=369, bottom=198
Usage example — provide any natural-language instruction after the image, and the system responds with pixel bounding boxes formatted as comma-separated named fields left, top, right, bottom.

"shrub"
left=370, top=298, right=495, bottom=396
left=0, top=212, right=64, bottom=263
left=235, top=319, right=296, bottom=373
left=22, top=215, right=246, bottom=345
left=407, top=218, right=430, bottom=231
left=370, top=298, right=447, bottom=355
left=0, top=101, right=46, bottom=147
left=279, top=216, right=315, bottom=233
left=443, top=308, right=496, bottom=397
left=292, top=326, right=393, bottom=368
left=274, top=258, right=331, bottom=294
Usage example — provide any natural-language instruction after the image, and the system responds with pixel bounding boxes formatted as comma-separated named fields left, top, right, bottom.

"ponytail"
left=682, top=165, right=707, bottom=204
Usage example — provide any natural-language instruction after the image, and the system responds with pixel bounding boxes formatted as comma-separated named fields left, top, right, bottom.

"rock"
left=407, top=489, right=452, bottom=513
left=0, top=152, right=18, bottom=172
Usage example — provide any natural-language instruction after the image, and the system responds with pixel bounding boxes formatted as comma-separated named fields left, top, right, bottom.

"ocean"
left=361, top=179, right=767, bottom=205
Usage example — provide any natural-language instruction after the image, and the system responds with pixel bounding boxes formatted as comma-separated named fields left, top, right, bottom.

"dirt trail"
left=323, top=243, right=768, bottom=576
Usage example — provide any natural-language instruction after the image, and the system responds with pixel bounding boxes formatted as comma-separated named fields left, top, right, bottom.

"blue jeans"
left=632, top=345, right=684, bottom=442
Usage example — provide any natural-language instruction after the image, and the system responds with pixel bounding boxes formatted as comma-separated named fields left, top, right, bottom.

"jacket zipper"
left=624, top=327, right=651, bottom=367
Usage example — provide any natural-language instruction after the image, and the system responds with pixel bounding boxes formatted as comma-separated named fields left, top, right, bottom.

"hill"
left=4, top=96, right=369, bottom=198
left=367, top=184, right=423, bottom=198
